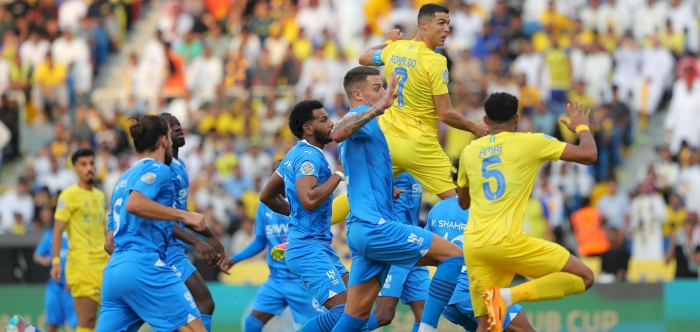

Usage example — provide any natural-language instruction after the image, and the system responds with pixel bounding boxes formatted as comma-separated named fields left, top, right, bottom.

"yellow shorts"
left=66, top=262, right=107, bottom=303
left=384, top=135, right=454, bottom=195
left=464, top=235, right=570, bottom=316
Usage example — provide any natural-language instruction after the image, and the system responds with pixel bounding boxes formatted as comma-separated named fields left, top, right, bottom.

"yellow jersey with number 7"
left=457, top=132, right=567, bottom=247
left=375, top=40, right=449, bottom=139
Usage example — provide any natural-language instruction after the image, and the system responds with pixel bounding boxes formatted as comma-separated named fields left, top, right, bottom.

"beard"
left=314, top=129, right=333, bottom=145
left=86, top=178, right=94, bottom=185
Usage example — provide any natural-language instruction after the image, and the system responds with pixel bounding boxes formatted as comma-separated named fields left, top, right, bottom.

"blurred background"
left=0, top=0, right=700, bottom=330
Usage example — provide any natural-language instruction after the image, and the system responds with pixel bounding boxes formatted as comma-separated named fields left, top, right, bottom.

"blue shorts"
left=252, top=277, right=326, bottom=323
left=346, top=221, right=433, bottom=287
left=96, top=260, right=201, bottom=332
left=168, top=253, right=197, bottom=281
left=45, top=285, right=77, bottom=327
left=442, top=302, right=522, bottom=332
left=285, top=240, right=348, bottom=306
left=379, top=265, right=429, bottom=304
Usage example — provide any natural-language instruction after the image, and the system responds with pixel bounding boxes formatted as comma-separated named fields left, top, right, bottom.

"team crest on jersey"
left=141, top=172, right=157, bottom=184
left=57, top=199, right=66, bottom=210
left=442, top=69, right=449, bottom=83
left=300, top=162, right=315, bottom=175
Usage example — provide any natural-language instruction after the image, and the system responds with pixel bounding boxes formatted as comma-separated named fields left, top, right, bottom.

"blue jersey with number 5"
left=108, top=158, right=175, bottom=265
left=425, top=196, right=470, bottom=302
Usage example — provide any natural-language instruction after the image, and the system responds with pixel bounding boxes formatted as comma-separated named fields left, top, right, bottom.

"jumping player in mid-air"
left=367, top=173, right=429, bottom=332
left=222, top=160, right=326, bottom=331
left=329, top=66, right=464, bottom=332
left=260, top=100, right=349, bottom=332
left=97, top=115, right=207, bottom=332
left=359, top=3, right=488, bottom=200
left=456, top=95, right=596, bottom=332
left=431, top=158, right=535, bottom=332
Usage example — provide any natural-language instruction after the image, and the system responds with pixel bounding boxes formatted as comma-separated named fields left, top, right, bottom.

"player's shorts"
left=252, top=276, right=326, bottom=323
left=96, top=260, right=201, bottom=332
left=167, top=253, right=197, bottom=281
left=285, top=240, right=349, bottom=306
left=378, top=265, right=429, bottom=305
left=346, top=221, right=434, bottom=287
left=442, top=301, right=522, bottom=332
left=65, top=261, right=107, bottom=303
left=384, top=134, right=454, bottom=195
left=464, top=234, right=570, bottom=316
left=45, top=285, right=77, bottom=327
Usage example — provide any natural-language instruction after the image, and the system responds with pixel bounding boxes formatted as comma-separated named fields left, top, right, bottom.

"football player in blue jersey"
left=96, top=115, right=207, bottom=332
left=430, top=158, right=534, bottom=332
left=158, top=113, right=225, bottom=332
left=221, top=161, right=326, bottom=331
left=259, top=99, right=349, bottom=332
left=329, top=66, right=464, bottom=332
left=368, top=173, right=429, bottom=331
left=33, top=225, right=77, bottom=332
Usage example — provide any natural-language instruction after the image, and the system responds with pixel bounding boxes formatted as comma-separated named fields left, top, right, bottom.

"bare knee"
left=374, top=307, right=396, bottom=326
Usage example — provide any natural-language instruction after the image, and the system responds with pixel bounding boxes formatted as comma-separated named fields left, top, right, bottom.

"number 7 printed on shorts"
left=394, top=68, right=408, bottom=108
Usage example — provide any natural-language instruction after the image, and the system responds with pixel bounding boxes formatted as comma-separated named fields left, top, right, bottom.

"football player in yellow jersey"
left=50, top=149, right=107, bottom=332
left=359, top=3, right=489, bottom=199
left=456, top=94, right=596, bottom=332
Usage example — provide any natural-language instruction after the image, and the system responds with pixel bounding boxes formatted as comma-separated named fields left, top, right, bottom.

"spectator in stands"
left=187, top=45, right=223, bottom=105
left=635, top=36, right=674, bottom=130
left=19, top=30, right=49, bottom=70
left=231, top=218, right=263, bottom=260
left=597, top=178, right=630, bottom=232
left=599, top=227, right=631, bottom=283
left=629, top=180, right=667, bottom=260
left=0, top=178, right=34, bottom=234
left=665, top=66, right=700, bottom=156
left=666, top=218, right=700, bottom=278
left=32, top=53, right=68, bottom=115
left=571, top=197, right=611, bottom=257
left=239, top=142, right=271, bottom=181
left=523, top=193, right=551, bottom=241
left=664, top=193, right=687, bottom=247
left=222, top=164, right=252, bottom=202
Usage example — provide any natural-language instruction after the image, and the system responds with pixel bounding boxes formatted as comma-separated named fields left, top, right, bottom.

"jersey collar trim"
left=172, top=158, right=181, bottom=166
left=138, top=158, right=155, bottom=163
left=300, top=140, right=324, bottom=154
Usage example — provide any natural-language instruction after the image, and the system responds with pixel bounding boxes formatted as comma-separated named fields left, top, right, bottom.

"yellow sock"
left=509, top=272, right=585, bottom=304
left=331, top=193, right=350, bottom=225
left=76, top=327, right=94, bottom=332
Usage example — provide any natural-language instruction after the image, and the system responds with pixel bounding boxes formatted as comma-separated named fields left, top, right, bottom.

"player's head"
left=288, top=99, right=334, bottom=145
left=450, top=155, right=460, bottom=186
left=417, top=3, right=450, bottom=47
left=483, top=92, right=520, bottom=130
left=158, top=113, right=185, bottom=149
left=343, top=66, right=384, bottom=107
left=71, top=148, right=96, bottom=185
left=129, top=115, right=173, bottom=165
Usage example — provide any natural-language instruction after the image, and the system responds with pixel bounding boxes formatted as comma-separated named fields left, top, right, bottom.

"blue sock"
left=201, top=314, right=212, bottom=332
left=412, top=322, right=420, bottom=332
left=366, top=312, right=380, bottom=330
left=421, top=256, right=463, bottom=328
left=244, top=315, right=265, bottom=332
left=299, top=304, right=345, bottom=332
left=331, top=312, right=368, bottom=332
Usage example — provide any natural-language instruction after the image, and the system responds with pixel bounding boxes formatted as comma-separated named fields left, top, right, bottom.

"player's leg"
left=394, top=138, right=456, bottom=200
left=95, top=264, right=144, bottom=332
left=62, top=288, right=78, bottom=330
left=184, top=271, right=215, bottom=332
left=403, top=266, right=430, bottom=332
left=72, top=297, right=99, bottom=331
left=5, top=315, right=45, bottom=332
left=66, top=262, right=104, bottom=332
left=285, top=277, right=328, bottom=326
left=330, top=253, right=387, bottom=332
left=44, top=287, right=62, bottom=332
left=504, top=307, right=536, bottom=332
left=368, top=265, right=409, bottom=330
left=285, top=241, right=348, bottom=332
left=246, top=278, right=291, bottom=332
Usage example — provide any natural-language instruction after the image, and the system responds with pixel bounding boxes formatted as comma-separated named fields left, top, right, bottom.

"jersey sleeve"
left=528, top=133, right=567, bottom=162
left=35, top=231, right=52, bottom=256
left=375, top=41, right=398, bottom=66
left=294, top=153, right=322, bottom=180
left=428, top=55, right=449, bottom=96
left=254, top=205, right=266, bottom=238
left=128, top=165, right=172, bottom=200
left=457, top=149, right=470, bottom=188
left=54, top=191, right=72, bottom=222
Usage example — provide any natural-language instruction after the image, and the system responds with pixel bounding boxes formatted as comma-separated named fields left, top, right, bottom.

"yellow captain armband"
left=331, top=193, right=350, bottom=225
left=575, top=125, right=590, bottom=134
left=52, top=257, right=60, bottom=266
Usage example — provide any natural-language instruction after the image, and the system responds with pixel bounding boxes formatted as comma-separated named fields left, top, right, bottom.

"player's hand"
left=377, top=72, right=399, bottom=111
left=220, top=258, right=236, bottom=272
left=560, top=101, right=591, bottom=133
left=393, top=186, right=406, bottom=199
left=194, top=241, right=218, bottom=268
left=386, top=29, right=403, bottom=41
left=472, top=123, right=489, bottom=138
left=206, top=235, right=226, bottom=266
left=182, top=211, right=206, bottom=232
left=50, top=264, right=62, bottom=283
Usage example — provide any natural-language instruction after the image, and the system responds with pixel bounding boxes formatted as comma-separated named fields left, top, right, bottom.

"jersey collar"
left=300, top=140, right=324, bottom=154
left=171, top=158, right=181, bottom=166
left=138, top=157, right=155, bottom=163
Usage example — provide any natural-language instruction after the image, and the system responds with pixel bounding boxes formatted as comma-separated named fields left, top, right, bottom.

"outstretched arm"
left=434, top=94, right=488, bottom=137
left=559, top=102, right=598, bottom=165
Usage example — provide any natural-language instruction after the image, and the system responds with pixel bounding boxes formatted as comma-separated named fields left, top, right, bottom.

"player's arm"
left=33, top=233, right=51, bottom=266
left=222, top=204, right=269, bottom=270
left=358, top=29, right=403, bottom=66
left=104, top=230, right=114, bottom=255
left=455, top=152, right=471, bottom=210
left=260, top=171, right=290, bottom=216
left=558, top=102, right=597, bottom=165
left=126, top=191, right=205, bottom=230
left=173, top=225, right=220, bottom=267
left=296, top=165, right=344, bottom=211
left=331, top=73, right=399, bottom=143
left=434, top=94, right=488, bottom=137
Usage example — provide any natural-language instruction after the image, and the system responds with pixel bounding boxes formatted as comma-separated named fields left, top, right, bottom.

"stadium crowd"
left=1, top=0, right=700, bottom=283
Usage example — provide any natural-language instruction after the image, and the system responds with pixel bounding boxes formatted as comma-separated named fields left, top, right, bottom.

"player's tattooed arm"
left=330, top=107, right=384, bottom=143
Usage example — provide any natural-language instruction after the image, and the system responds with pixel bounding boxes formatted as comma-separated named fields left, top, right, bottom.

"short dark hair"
left=288, top=100, right=324, bottom=139
left=343, top=66, right=381, bottom=95
left=158, top=112, right=178, bottom=123
left=71, top=148, right=95, bottom=165
left=450, top=156, right=460, bottom=185
left=484, top=92, right=519, bottom=123
left=418, top=3, right=449, bottom=23
left=128, top=115, right=169, bottom=153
